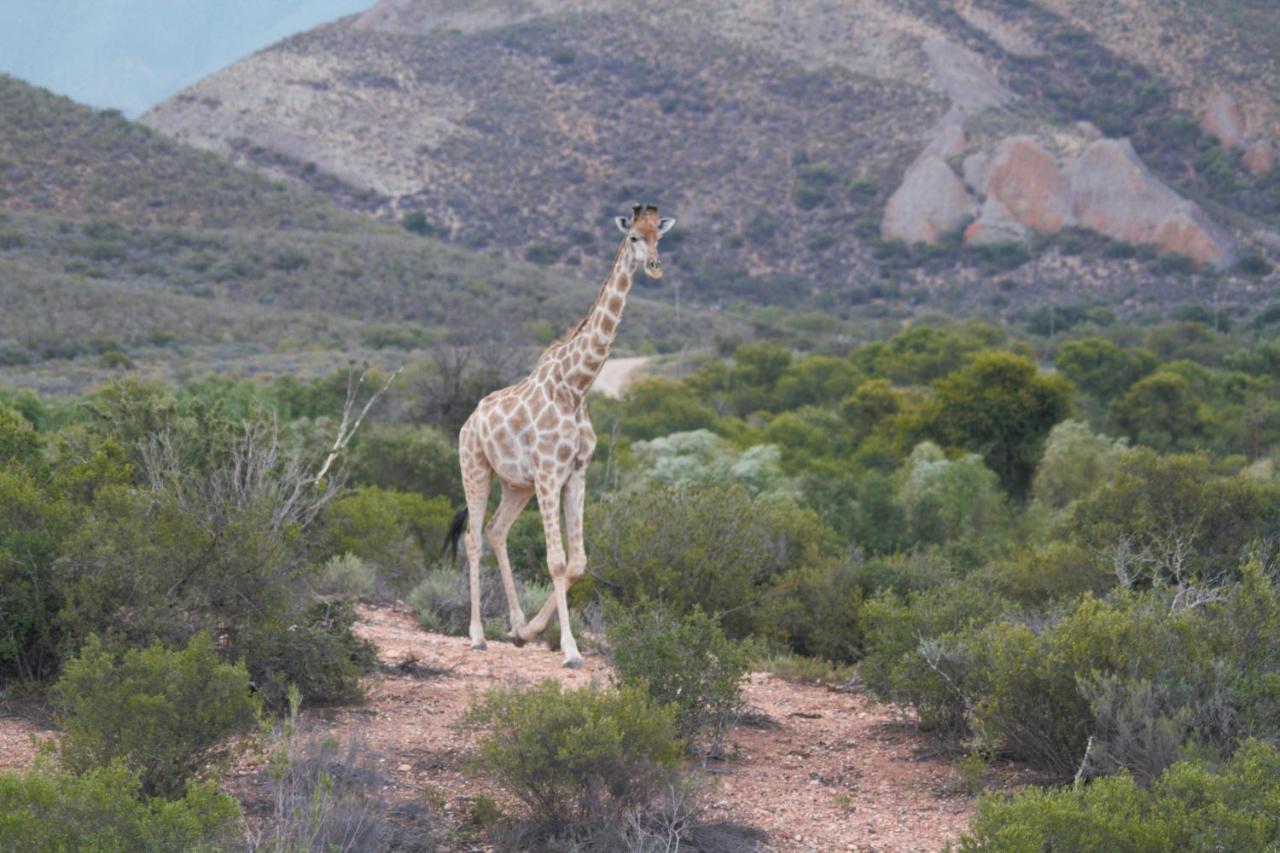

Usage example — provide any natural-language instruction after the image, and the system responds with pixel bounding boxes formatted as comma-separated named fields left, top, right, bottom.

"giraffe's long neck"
left=559, top=240, right=637, bottom=397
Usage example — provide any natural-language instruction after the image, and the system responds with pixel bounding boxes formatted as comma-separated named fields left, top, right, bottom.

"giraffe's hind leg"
left=487, top=481, right=534, bottom=640
left=460, top=444, right=492, bottom=651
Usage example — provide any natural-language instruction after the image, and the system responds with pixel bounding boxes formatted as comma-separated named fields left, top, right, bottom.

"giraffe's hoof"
left=563, top=657, right=584, bottom=670
left=470, top=639, right=487, bottom=651
left=510, top=631, right=526, bottom=648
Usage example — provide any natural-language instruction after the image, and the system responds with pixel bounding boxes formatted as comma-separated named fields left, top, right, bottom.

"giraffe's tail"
left=443, top=508, right=468, bottom=561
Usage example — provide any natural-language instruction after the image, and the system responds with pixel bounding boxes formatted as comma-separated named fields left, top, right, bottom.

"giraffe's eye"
left=629, top=236, right=639, bottom=242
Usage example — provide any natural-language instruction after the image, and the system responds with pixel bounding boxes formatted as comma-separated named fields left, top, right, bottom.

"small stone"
left=1201, top=91, right=1246, bottom=150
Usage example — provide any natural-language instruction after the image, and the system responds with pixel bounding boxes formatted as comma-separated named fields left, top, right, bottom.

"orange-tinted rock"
left=1154, top=202, right=1237, bottom=269
left=964, top=196, right=1027, bottom=246
left=984, top=135, right=1072, bottom=233
left=1244, top=139, right=1275, bottom=176
left=1068, top=139, right=1236, bottom=269
left=1201, top=91, right=1246, bottom=150
left=881, top=157, right=974, bottom=244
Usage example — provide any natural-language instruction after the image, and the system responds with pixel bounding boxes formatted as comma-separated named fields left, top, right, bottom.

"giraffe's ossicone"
left=451, top=205, right=675, bottom=668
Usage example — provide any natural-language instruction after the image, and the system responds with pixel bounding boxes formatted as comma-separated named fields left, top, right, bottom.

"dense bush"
left=759, top=559, right=864, bottom=662
left=466, top=681, right=682, bottom=842
left=0, top=761, right=240, bottom=853
left=322, top=485, right=454, bottom=595
left=605, top=601, right=751, bottom=756
left=54, top=633, right=256, bottom=798
left=586, top=483, right=834, bottom=637
left=961, top=741, right=1280, bottom=852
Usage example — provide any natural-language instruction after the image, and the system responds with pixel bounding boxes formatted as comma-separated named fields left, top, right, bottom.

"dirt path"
left=592, top=355, right=651, bottom=398
left=0, top=605, right=977, bottom=851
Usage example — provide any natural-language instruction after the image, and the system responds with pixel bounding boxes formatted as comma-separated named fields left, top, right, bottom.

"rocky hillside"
left=0, top=75, right=710, bottom=393
left=141, top=0, right=1279, bottom=322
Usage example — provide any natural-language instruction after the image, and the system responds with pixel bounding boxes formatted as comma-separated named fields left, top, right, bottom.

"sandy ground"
left=591, top=355, right=651, bottom=398
left=0, top=605, right=977, bottom=851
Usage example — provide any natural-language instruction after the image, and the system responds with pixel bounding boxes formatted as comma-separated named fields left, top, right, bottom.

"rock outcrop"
left=881, top=157, right=973, bottom=244
left=1068, top=138, right=1235, bottom=268
left=1244, top=139, right=1275, bottom=176
left=1201, top=91, right=1246, bottom=150
left=963, top=197, right=1028, bottom=246
left=983, top=136, right=1073, bottom=234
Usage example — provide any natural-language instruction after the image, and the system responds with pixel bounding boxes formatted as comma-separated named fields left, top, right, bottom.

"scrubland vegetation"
left=6, top=306, right=1280, bottom=848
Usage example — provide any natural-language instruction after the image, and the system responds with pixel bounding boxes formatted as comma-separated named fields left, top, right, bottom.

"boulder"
left=922, top=37, right=1013, bottom=114
left=962, top=152, right=990, bottom=193
left=984, top=136, right=1073, bottom=233
left=964, top=197, right=1028, bottom=246
left=1154, top=202, right=1237, bottom=269
left=1068, top=138, right=1236, bottom=269
left=1201, top=91, right=1246, bottom=150
left=1243, top=139, right=1275, bottom=176
left=881, top=156, right=974, bottom=244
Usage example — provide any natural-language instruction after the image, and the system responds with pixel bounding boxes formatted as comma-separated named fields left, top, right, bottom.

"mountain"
left=0, top=74, right=709, bottom=394
left=0, top=0, right=374, bottom=116
left=141, top=0, right=1279, bottom=324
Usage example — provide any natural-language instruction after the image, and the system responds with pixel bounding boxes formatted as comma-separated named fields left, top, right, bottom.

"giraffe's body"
left=455, top=205, right=674, bottom=667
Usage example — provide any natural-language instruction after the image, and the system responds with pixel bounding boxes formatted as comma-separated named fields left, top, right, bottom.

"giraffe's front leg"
left=487, top=482, right=534, bottom=639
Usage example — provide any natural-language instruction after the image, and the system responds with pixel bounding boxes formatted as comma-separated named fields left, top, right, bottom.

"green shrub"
left=759, top=560, right=864, bottom=663
left=240, top=599, right=375, bottom=709
left=586, top=483, right=833, bottom=637
left=54, top=633, right=256, bottom=798
left=960, top=741, right=1280, bottom=852
left=410, top=567, right=549, bottom=639
left=466, top=681, right=682, bottom=840
left=861, top=581, right=1010, bottom=738
left=315, top=552, right=376, bottom=598
left=322, top=486, right=454, bottom=595
left=605, top=601, right=751, bottom=756
left=0, top=761, right=239, bottom=853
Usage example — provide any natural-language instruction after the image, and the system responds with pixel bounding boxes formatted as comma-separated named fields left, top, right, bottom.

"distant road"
left=593, top=356, right=651, bottom=399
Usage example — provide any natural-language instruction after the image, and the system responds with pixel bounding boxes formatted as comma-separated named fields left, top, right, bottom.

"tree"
left=1111, top=371, right=1205, bottom=452
left=1055, top=338, right=1155, bottom=403
left=925, top=351, right=1073, bottom=497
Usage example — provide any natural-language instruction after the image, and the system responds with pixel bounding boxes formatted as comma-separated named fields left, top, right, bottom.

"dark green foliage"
left=54, top=634, right=256, bottom=797
left=239, top=599, right=376, bottom=709
left=348, top=423, right=462, bottom=503
left=0, top=761, right=240, bottom=853
left=466, top=681, right=682, bottom=839
left=961, top=741, right=1280, bottom=852
left=1055, top=338, right=1157, bottom=403
left=924, top=351, right=1074, bottom=497
left=1068, top=450, right=1279, bottom=584
left=1111, top=372, right=1205, bottom=450
left=322, top=485, right=455, bottom=595
left=760, top=560, right=864, bottom=662
left=605, top=601, right=751, bottom=755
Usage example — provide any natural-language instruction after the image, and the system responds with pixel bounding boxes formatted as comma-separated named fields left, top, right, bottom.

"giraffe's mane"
left=539, top=238, right=628, bottom=361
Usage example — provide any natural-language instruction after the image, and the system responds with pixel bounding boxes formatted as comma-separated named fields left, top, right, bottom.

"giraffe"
left=452, top=205, right=675, bottom=667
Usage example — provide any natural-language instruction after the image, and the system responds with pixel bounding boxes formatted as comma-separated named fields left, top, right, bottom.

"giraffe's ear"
left=657, top=217, right=676, bottom=236
left=615, top=216, right=632, bottom=233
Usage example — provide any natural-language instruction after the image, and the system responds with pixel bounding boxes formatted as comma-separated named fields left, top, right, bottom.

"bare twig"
left=314, top=365, right=403, bottom=485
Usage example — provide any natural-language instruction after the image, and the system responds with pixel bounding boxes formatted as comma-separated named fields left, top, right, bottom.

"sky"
left=0, top=0, right=375, bottom=116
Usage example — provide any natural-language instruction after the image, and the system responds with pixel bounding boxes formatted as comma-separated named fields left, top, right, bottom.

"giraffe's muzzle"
left=644, top=259, right=663, bottom=279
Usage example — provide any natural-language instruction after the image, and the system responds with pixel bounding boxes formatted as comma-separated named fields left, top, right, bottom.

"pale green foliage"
left=409, top=568, right=549, bottom=638
left=1033, top=420, right=1132, bottom=510
left=897, top=442, right=1008, bottom=545
left=316, top=552, right=376, bottom=598
left=628, top=429, right=794, bottom=497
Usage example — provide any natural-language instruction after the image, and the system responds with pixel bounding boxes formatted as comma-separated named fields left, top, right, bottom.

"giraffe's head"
left=615, top=204, right=675, bottom=279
